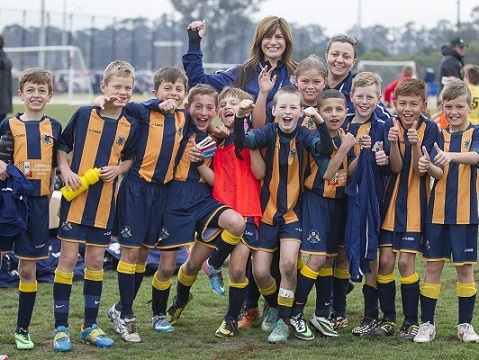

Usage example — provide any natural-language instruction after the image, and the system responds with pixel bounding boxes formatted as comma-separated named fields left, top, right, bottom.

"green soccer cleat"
left=14, top=328, right=34, bottom=350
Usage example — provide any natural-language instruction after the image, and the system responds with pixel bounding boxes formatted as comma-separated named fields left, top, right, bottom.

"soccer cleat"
left=261, top=306, right=279, bottom=333
left=107, top=302, right=121, bottom=334
left=352, top=318, right=380, bottom=336
left=329, top=312, right=349, bottom=329
left=397, top=322, right=419, bottom=342
left=289, top=314, right=314, bottom=341
left=309, top=314, right=339, bottom=337
left=166, top=293, right=193, bottom=325
left=369, top=319, right=396, bottom=337
left=118, top=316, right=141, bottom=343
left=80, top=324, right=115, bottom=347
left=53, top=326, right=73, bottom=352
left=215, top=318, right=239, bottom=338
left=413, top=321, right=436, bottom=343
left=14, top=328, right=34, bottom=350
left=152, top=314, right=174, bottom=333
left=457, top=323, right=479, bottom=343
left=238, top=307, right=260, bottom=329
left=267, top=318, right=290, bottom=343
left=202, top=259, right=225, bottom=296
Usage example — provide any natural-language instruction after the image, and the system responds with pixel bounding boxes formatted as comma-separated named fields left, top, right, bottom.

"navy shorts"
left=115, top=175, right=169, bottom=248
left=301, top=190, right=343, bottom=256
left=57, top=221, right=112, bottom=246
left=241, top=217, right=260, bottom=250
left=158, top=181, right=228, bottom=249
left=0, top=196, right=50, bottom=260
left=424, top=223, right=478, bottom=264
left=379, top=230, right=423, bottom=253
left=257, top=220, right=302, bottom=252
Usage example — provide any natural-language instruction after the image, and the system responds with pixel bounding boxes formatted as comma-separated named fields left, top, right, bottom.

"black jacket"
left=0, top=49, right=12, bottom=116
left=438, top=45, right=464, bottom=93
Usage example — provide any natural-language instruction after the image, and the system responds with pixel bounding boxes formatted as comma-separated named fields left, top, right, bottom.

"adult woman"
left=182, top=16, right=296, bottom=104
left=325, top=34, right=390, bottom=121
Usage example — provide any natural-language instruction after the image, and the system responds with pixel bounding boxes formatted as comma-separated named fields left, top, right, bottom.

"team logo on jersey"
left=329, top=172, right=339, bottom=185
left=160, top=227, right=170, bottom=239
left=116, top=134, right=125, bottom=146
left=120, top=226, right=132, bottom=238
left=61, top=221, right=72, bottom=231
left=306, top=229, right=321, bottom=244
left=305, top=118, right=315, bottom=129
left=289, top=149, right=297, bottom=159
left=43, top=133, right=53, bottom=144
left=463, top=138, right=471, bottom=149
left=176, top=126, right=183, bottom=136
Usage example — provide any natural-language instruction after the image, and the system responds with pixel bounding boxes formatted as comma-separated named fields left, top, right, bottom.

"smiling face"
left=100, top=75, right=134, bottom=107
left=186, top=93, right=218, bottom=132
left=218, top=95, right=241, bottom=129
left=351, top=84, right=380, bottom=122
left=442, top=94, right=472, bottom=131
left=326, top=41, right=356, bottom=82
left=261, top=27, right=286, bottom=65
left=394, top=95, right=427, bottom=128
left=272, top=92, right=303, bottom=133
left=296, top=69, right=326, bottom=107
left=18, top=81, right=52, bottom=113
left=318, top=97, right=347, bottom=135
left=153, top=80, right=187, bottom=106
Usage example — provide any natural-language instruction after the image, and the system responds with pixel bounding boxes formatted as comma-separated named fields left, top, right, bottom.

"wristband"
left=187, top=29, right=202, bottom=45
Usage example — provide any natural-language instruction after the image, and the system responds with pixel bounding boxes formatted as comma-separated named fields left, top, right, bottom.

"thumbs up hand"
left=375, top=141, right=389, bottom=166
left=433, top=142, right=451, bottom=168
left=407, top=120, right=418, bottom=145
left=388, top=118, right=399, bottom=144
left=418, top=145, right=430, bottom=174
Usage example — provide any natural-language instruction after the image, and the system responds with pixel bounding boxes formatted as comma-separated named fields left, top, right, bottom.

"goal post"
left=5, top=45, right=93, bottom=105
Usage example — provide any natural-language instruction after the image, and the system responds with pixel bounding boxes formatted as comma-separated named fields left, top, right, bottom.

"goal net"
left=5, top=45, right=93, bottom=105
left=355, top=60, right=417, bottom=89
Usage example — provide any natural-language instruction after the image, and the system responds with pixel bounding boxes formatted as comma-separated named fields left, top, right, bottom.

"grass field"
left=1, top=258, right=479, bottom=360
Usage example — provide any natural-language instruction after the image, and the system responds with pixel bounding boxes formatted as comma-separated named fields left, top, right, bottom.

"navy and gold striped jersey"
left=427, top=124, right=479, bottom=224
left=305, top=135, right=351, bottom=199
left=174, top=130, right=213, bottom=183
left=381, top=116, right=438, bottom=232
left=125, top=101, right=189, bottom=184
left=58, top=106, right=138, bottom=229
left=244, top=122, right=324, bottom=225
left=0, top=114, right=61, bottom=197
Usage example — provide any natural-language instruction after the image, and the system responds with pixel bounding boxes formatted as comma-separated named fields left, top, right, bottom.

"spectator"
left=383, top=65, right=415, bottom=108
left=0, top=35, right=13, bottom=120
left=437, top=37, right=468, bottom=99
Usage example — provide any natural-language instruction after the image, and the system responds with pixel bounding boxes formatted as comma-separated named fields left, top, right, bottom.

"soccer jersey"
left=427, top=124, right=479, bottom=224
left=467, top=84, right=479, bottom=125
left=381, top=115, right=438, bottom=232
left=243, top=122, right=328, bottom=225
left=125, top=101, right=189, bottom=184
left=0, top=114, right=61, bottom=197
left=58, top=106, right=138, bottom=228
left=174, top=131, right=213, bottom=183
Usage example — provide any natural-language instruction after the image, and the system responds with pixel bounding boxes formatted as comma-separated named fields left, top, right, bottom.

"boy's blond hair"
left=18, top=67, right=53, bottom=93
left=273, top=85, right=301, bottom=106
left=153, top=66, right=188, bottom=92
left=462, top=64, right=479, bottom=86
left=218, top=86, right=253, bottom=103
left=351, top=71, right=382, bottom=95
left=187, top=84, right=218, bottom=106
left=442, top=79, right=472, bottom=104
left=394, top=78, right=427, bottom=102
left=103, top=60, right=135, bottom=85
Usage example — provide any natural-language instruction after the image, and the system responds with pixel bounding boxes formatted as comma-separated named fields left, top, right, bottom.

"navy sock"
left=83, top=279, right=103, bottom=328
left=401, top=281, right=419, bottom=325
left=17, top=290, right=36, bottom=330
left=377, top=280, right=396, bottom=322
left=53, top=282, right=72, bottom=328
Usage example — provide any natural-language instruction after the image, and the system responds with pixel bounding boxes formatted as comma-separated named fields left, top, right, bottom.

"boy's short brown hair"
left=442, top=79, right=472, bottom=104
left=218, top=86, right=253, bottom=103
left=153, top=66, right=188, bottom=92
left=462, top=64, right=479, bottom=86
left=317, top=89, right=347, bottom=109
left=18, top=67, right=53, bottom=93
left=103, top=60, right=135, bottom=85
left=394, top=78, right=427, bottom=102
left=351, top=71, right=382, bottom=95
left=187, top=84, right=218, bottom=106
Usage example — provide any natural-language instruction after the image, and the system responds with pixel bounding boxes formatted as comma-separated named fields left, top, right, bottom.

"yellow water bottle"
left=60, top=167, right=101, bottom=202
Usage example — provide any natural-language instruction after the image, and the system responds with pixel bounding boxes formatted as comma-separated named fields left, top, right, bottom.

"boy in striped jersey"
left=414, top=79, right=479, bottom=343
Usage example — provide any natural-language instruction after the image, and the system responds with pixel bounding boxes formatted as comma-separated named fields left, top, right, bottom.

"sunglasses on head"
left=330, top=34, right=357, bottom=45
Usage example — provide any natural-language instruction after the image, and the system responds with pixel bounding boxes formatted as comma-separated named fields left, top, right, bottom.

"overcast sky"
left=2, top=0, right=477, bottom=35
